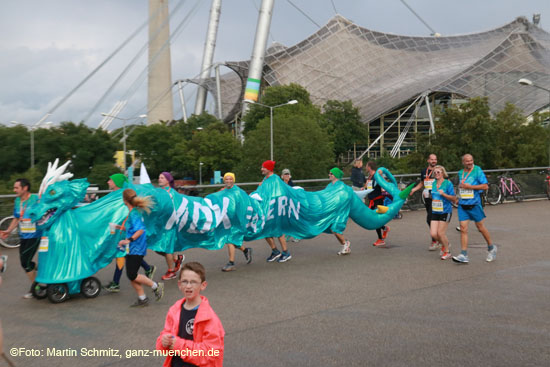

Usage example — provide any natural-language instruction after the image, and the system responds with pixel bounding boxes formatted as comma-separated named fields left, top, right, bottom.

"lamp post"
left=199, top=162, right=204, bottom=185
left=101, top=113, right=147, bottom=171
left=246, top=99, right=298, bottom=160
left=10, top=116, right=52, bottom=170
left=518, top=78, right=550, bottom=166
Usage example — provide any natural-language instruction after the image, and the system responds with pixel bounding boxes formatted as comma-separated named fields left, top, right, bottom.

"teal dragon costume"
left=29, top=160, right=412, bottom=284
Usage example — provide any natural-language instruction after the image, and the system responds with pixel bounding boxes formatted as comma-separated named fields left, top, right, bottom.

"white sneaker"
left=486, top=245, right=497, bottom=262
left=428, top=241, right=440, bottom=251
left=452, top=253, right=469, bottom=264
left=23, top=292, right=34, bottom=299
left=337, top=240, right=351, bottom=255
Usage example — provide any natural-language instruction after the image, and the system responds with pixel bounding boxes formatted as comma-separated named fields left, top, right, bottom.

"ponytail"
left=122, top=189, right=153, bottom=214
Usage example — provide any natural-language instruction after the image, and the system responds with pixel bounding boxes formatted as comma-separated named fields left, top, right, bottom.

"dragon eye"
left=49, top=189, right=56, bottom=196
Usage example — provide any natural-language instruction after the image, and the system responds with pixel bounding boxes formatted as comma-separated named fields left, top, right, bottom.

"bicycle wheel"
left=0, top=216, right=20, bottom=248
left=486, top=184, right=501, bottom=205
left=513, top=182, right=524, bottom=202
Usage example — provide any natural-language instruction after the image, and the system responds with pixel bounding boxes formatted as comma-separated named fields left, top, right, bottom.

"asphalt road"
left=1, top=200, right=549, bottom=367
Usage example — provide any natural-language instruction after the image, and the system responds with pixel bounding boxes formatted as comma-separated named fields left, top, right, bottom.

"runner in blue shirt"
left=118, top=189, right=164, bottom=307
left=0, top=178, right=42, bottom=298
left=429, top=166, right=456, bottom=260
left=452, top=154, right=497, bottom=264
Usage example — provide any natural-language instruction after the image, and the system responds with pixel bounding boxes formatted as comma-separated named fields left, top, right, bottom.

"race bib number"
left=39, top=237, right=49, bottom=252
left=432, top=199, right=444, bottom=212
left=459, top=189, right=474, bottom=199
left=366, top=180, right=373, bottom=190
left=19, top=219, right=36, bottom=234
left=424, top=179, right=434, bottom=190
left=422, top=188, right=431, bottom=199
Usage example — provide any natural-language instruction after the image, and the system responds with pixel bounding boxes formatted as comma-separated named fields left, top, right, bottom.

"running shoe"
left=222, top=262, right=236, bottom=272
left=440, top=244, right=451, bottom=257
left=266, top=250, right=281, bottom=262
left=104, top=281, right=120, bottom=293
left=486, top=245, right=497, bottom=262
left=130, top=297, right=149, bottom=307
left=0, top=255, right=7, bottom=273
left=277, top=252, right=292, bottom=263
left=337, top=240, right=351, bottom=255
left=373, top=239, right=386, bottom=247
left=382, top=226, right=390, bottom=239
left=22, top=292, right=34, bottom=299
left=452, top=253, right=469, bottom=264
left=174, top=254, right=184, bottom=272
left=243, top=248, right=253, bottom=264
left=161, top=269, right=177, bottom=280
left=455, top=226, right=461, bottom=232
left=428, top=241, right=439, bottom=251
left=153, top=282, right=164, bottom=301
left=441, top=252, right=452, bottom=260
left=145, top=265, right=156, bottom=280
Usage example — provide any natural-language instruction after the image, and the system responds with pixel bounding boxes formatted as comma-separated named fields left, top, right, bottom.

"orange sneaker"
left=373, top=239, right=386, bottom=247
left=161, top=269, right=177, bottom=280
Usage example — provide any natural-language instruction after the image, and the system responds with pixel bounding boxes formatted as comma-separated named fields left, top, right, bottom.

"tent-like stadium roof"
left=202, top=15, right=550, bottom=123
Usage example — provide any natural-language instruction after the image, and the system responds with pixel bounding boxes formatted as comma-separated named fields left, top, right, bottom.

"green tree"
left=127, top=123, right=179, bottom=178
left=173, top=113, right=219, bottom=140
left=321, top=100, right=368, bottom=158
left=237, top=113, right=334, bottom=182
left=416, top=97, right=549, bottom=170
left=0, top=125, right=31, bottom=180
left=242, top=83, right=319, bottom=135
left=170, top=122, right=242, bottom=180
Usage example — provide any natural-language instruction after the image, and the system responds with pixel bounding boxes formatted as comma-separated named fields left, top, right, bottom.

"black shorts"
left=431, top=212, right=452, bottom=223
left=20, top=237, right=40, bottom=272
left=126, top=255, right=144, bottom=281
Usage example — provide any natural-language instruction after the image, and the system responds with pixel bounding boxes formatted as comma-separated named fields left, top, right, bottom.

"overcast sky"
left=1, top=0, right=548, bottom=129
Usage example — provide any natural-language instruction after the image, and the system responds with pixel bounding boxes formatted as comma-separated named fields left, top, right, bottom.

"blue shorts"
left=458, top=204, right=486, bottom=223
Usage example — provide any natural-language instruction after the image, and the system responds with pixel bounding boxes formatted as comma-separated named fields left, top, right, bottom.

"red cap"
left=262, top=160, right=275, bottom=172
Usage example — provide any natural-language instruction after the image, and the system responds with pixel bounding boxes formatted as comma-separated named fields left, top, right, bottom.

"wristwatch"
left=127, top=237, right=134, bottom=242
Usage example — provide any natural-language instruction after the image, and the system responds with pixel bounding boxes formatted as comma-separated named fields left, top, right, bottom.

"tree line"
left=1, top=84, right=548, bottom=194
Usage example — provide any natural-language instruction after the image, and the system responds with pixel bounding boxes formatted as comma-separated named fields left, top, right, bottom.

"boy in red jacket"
left=157, top=262, right=225, bottom=367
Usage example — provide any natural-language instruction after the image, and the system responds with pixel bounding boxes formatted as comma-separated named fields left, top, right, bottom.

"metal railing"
left=1, top=166, right=548, bottom=218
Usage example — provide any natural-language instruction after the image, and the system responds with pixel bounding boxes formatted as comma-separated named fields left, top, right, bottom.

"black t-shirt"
left=367, top=174, right=383, bottom=200
left=420, top=167, right=435, bottom=182
left=171, top=305, right=199, bottom=367
left=351, top=167, right=366, bottom=188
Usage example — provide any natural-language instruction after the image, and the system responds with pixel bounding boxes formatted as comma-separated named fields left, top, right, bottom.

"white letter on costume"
left=188, top=202, right=213, bottom=233
left=267, top=199, right=276, bottom=220
left=205, top=197, right=231, bottom=229
left=166, top=197, right=188, bottom=230
left=278, top=196, right=288, bottom=217
left=288, top=199, right=300, bottom=220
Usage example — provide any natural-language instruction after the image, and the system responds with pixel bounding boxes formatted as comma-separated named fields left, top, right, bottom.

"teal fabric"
left=28, top=167, right=410, bottom=284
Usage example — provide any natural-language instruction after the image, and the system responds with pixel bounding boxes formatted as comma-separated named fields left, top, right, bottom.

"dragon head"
left=28, top=159, right=89, bottom=230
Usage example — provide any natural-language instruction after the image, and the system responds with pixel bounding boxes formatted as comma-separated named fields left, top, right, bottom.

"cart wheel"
left=81, top=277, right=101, bottom=298
left=31, top=282, right=48, bottom=299
left=47, top=283, right=69, bottom=303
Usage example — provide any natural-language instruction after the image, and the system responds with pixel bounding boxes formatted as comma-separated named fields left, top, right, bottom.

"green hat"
left=330, top=167, right=344, bottom=179
left=109, top=173, right=128, bottom=189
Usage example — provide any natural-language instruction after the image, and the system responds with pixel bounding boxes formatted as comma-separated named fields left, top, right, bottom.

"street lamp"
left=10, top=114, right=52, bottom=169
left=246, top=99, right=298, bottom=160
left=199, top=162, right=204, bottom=185
left=101, top=113, right=147, bottom=171
left=518, top=78, right=550, bottom=165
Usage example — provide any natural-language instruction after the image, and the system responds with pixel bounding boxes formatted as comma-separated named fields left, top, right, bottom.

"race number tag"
left=424, top=179, right=434, bottom=190
left=19, top=219, right=36, bottom=234
left=459, top=189, right=474, bottom=199
left=366, top=180, right=373, bottom=190
left=432, top=199, right=444, bottom=212
left=38, top=237, right=49, bottom=252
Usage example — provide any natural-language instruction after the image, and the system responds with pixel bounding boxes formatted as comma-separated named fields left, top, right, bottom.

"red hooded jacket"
left=156, top=295, right=225, bottom=366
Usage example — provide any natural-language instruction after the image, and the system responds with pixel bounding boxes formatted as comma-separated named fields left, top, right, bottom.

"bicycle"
left=0, top=216, right=21, bottom=248
left=486, top=173, right=524, bottom=205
